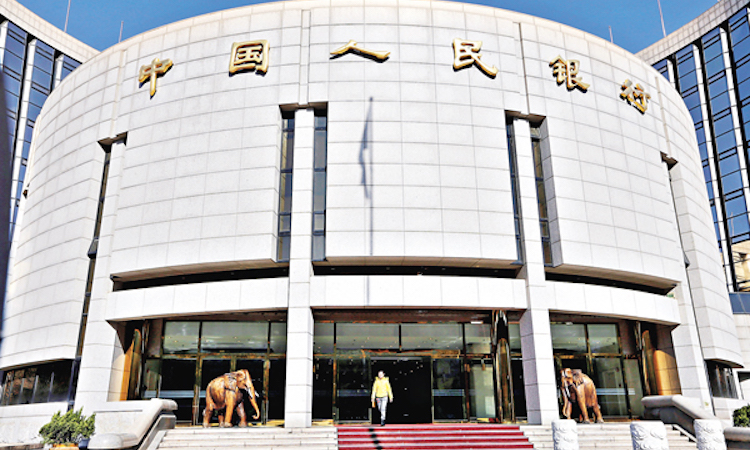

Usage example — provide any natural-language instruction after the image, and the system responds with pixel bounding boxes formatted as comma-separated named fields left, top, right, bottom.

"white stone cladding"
left=0, top=0, right=740, bottom=434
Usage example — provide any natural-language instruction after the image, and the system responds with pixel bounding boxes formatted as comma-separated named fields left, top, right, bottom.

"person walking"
left=371, top=370, right=393, bottom=426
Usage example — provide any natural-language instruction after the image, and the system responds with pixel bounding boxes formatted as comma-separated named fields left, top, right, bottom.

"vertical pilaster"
left=76, top=136, right=127, bottom=409
left=512, top=118, right=559, bottom=425
left=284, top=108, right=315, bottom=428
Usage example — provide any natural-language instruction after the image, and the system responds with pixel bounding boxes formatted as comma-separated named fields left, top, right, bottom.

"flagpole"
left=119, top=21, right=124, bottom=43
left=656, top=0, right=667, bottom=38
left=64, top=0, right=71, bottom=33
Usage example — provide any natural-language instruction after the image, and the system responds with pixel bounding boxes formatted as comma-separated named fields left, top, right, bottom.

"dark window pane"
left=313, top=213, right=325, bottom=232
left=433, top=358, right=465, bottom=420
left=279, top=174, right=292, bottom=214
left=314, top=130, right=327, bottom=170
left=313, top=172, right=326, bottom=212
left=312, top=235, right=325, bottom=261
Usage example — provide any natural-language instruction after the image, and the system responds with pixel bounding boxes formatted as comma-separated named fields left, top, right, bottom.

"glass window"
left=401, top=323, right=463, bottom=351
left=270, top=322, right=287, bottom=353
left=720, top=152, right=741, bottom=175
left=551, top=323, right=587, bottom=353
left=314, top=322, right=334, bottom=353
left=726, top=194, right=748, bottom=219
left=433, top=358, right=465, bottom=420
left=707, top=361, right=738, bottom=398
left=588, top=324, right=620, bottom=353
left=163, top=321, right=200, bottom=353
left=723, top=171, right=744, bottom=194
left=509, top=323, right=521, bottom=352
left=336, top=323, right=399, bottom=350
left=465, top=323, right=491, bottom=354
left=200, top=322, right=268, bottom=352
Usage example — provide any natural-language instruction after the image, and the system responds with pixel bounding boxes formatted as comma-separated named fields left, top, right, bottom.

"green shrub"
left=38, top=409, right=95, bottom=445
left=734, top=405, right=750, bottom=427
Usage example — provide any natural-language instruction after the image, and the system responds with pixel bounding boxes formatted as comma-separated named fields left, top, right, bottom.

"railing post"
left=695, top=419, right=726, bottom=450
left=631, top=421, right=669, bottom=450
left=552, top=420, right=579, bottom=450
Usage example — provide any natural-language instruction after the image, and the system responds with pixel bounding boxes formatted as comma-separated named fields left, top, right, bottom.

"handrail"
left=88, top=399, right=177, bottom=450
left=642, top=395, right=750, bottom=448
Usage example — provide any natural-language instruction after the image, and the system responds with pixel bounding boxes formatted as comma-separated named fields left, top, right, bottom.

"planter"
left=51, top=445, right=79, bottom=449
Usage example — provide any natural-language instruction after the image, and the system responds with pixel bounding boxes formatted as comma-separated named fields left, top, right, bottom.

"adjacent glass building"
left=640, top=0, right=750, bottom=403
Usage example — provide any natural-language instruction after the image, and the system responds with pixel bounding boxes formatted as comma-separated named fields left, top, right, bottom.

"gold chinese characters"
left=549, top=56, right=589, bottom=92
left=138, top=58, right=173, bottom=97
left=330, top=40, right=390, bottom=61
left=620, top=79, right=651, bottom=113
left=452, top=39, right=498, bottom=77
left=229, top=40, right=270, bottom=74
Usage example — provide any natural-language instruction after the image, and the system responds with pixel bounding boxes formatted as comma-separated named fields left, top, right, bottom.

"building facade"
left=0, top=0, right=742, bottom=442
left=639, top=0, right=750, bottom=406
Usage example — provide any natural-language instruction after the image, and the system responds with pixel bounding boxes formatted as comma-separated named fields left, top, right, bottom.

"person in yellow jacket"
left=371, top=371, right=393, bottom=426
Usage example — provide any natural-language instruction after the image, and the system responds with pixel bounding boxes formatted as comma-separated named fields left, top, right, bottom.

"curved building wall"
left=0, top=0, right=740, bottom=435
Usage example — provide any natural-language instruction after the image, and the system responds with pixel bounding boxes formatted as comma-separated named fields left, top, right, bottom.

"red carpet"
left=337, top=424, right=535, bottom=450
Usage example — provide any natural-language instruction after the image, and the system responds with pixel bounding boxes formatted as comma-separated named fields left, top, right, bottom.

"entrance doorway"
left=371, top=357, right=431, bottom=424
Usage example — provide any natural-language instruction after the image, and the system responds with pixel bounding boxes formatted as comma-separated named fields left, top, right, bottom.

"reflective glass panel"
left=623, top=359, right=644, bottom=417
left=270, top=322, right=287, bottom=353
left=401, top=323, right=463, bottom=350
left=337, top=323, right=399, bottom=350
left=163, top=322, right=200, bottom=353
left=588, top=324, right=619, bottom=353
left=159, top=359, right=196, bottom=422
left=469, top=358, right=496, bottom=418
left=433, top=358, right=465, bottom=420
left=465, top=323, right=491, bottom=354
left=337, top=358, right=369, bottom=421
left=593, top=358, right=627, bottom=416
left=551, top=323, right=587, bottom=353
left=200, top=322, right=268, bottom=352
left=509, top=323, right=521, bottom=352
left=314, top=322, right=334, bottom=353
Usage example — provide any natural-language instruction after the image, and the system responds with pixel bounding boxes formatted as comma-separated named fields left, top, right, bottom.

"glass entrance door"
left=371, top=357, right=432, bottom=424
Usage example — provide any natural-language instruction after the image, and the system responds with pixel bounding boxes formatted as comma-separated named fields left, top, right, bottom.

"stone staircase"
left=156, top=427, right=337, bottom=450
left=337, top=424, right=535, bottom=450
left=520, top=423, right=698, bottom=450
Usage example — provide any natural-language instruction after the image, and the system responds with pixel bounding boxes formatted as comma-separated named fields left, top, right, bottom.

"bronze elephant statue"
left=203, top=369, right=260, bottom=427
left=560, top=368, right=604, bottom=423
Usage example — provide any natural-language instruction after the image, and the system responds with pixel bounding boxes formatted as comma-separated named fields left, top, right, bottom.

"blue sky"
left=19, top=0, right=717, bottom=54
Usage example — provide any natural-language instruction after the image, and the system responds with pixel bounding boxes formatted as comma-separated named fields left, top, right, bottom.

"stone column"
left=284, top=108, right=315, bottom=428
left=695, top=419, right=726, bottom=450
left=552, top=420, right=578, bottom=450
left=630, top=421, right=669, bottom=450
left=513, top=118, right=559, bottom=424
